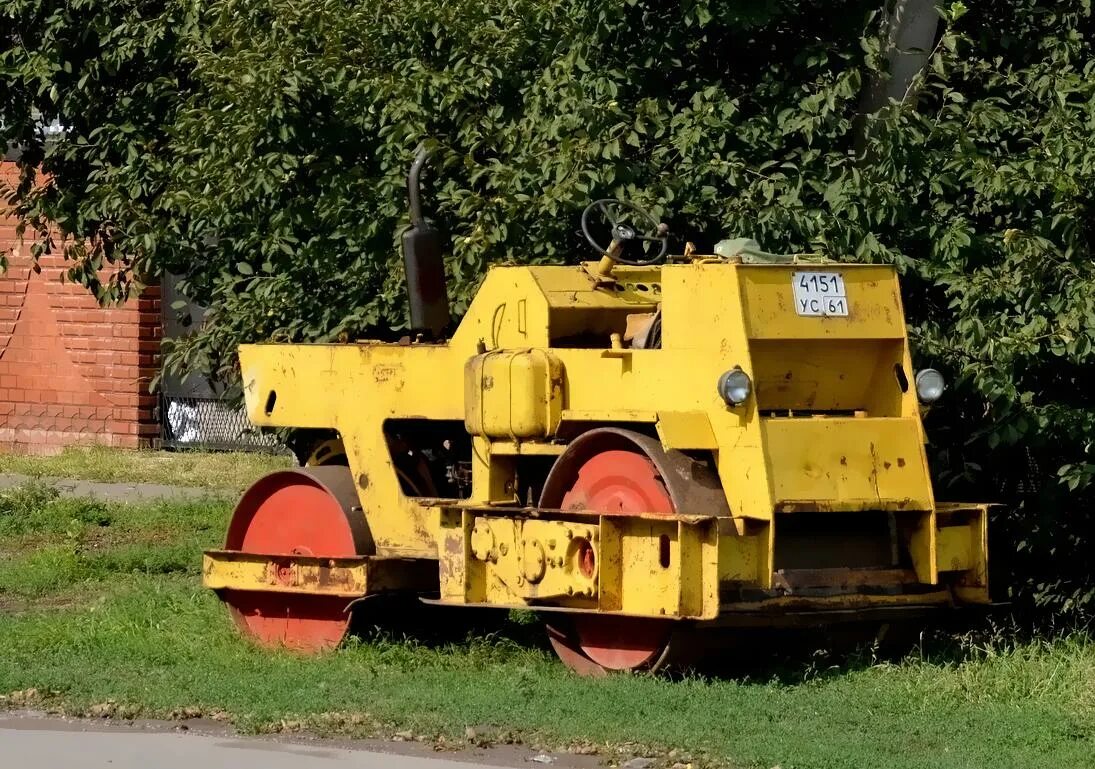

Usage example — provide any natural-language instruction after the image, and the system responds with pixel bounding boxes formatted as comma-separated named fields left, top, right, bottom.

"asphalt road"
left=0, top=715, right=526, bottom=769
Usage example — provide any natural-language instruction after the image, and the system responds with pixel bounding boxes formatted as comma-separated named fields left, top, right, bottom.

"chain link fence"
left=161, top=394, right=281, bottom=452
left=160, top=274, right=284, bottom=453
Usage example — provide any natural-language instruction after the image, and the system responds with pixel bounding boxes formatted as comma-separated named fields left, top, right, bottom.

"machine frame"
left=204, top=248, right=989, bottom=672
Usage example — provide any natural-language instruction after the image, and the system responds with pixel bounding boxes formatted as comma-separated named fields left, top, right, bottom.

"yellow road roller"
left=202, top=148, right=990, bottom=674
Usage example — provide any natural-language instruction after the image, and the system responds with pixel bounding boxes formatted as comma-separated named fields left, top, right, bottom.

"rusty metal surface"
left=714, top=589, right=954, bottom=617
left=307, top=465, right=375, bottom=555
left=204, top=551, right=437, bottom=597
left=447, top=502, right=717, bottom=525
left=539, top=427, right=730, bottom=518
left=204, top=551, right=371, bottom=597
left=771, top=567, right=919, bottom=592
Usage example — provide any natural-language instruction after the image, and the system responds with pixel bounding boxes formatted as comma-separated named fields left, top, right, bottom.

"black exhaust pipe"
left=401, top=144, right=451, bottom=339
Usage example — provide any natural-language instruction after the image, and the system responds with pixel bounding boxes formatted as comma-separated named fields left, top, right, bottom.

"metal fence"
left=159, top=274, right=282, bottom=453
left=161, top=394, right=280, bottom=452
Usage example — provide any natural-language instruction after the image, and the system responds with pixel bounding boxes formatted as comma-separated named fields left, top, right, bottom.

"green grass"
left=0, top=481, right=1092, bottom=769
left=0, top=446, right=291, bottom=492
left=0, top=481, right=226, bottom=606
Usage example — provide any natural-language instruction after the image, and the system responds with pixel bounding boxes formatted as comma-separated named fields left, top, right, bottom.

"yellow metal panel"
left=604, top=517, right=713, bottom=622
left=561, top=409, right=658, bottom=423
left=659, top=263, right=752, bottom=354
left=597, top=514, right=624, bottom=611
left=202, top=550, right=435, bottom=597
left=239, top=343, right=467, bottom=557
left=557, top=350, right=713, bottom=411
left=936, top=524, right=973, bottom=572
left=203, top=551, right=369, bottom=597
left=438, top=508, right=472, bottom=602
left=656, top=266, right=775, bottom=521
left=750, top=339, right=909, bottom=415
left=607, top=516, right=682, bottom=616
left=677, top=518, right=721, bottom=618
left=716, top=519, right=769, bottom=583
left=485, top=440, right=567, bottom=456
left=443, top=512, right=600, bottom=607
left=936, top=503, right=990, bottom=603
left=656, top=411, right=718, bottom=450
left=761, top=417, right=933, bottom=510
left=600, top=516, right=719, bottom=619
left=709, top=409, right=774, bottom=522
left=450, top=267, right=551, bottom=350
left=437, top=507, right=719, bottom=619
left=532, top=263, right=663, bottom=299
left=904, top=510, right=938, bottom=584
left=738, top=264, right=905, bottom=340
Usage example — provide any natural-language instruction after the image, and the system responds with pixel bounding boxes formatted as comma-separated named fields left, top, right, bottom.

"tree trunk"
left=857, top=0, right=941, bottom=146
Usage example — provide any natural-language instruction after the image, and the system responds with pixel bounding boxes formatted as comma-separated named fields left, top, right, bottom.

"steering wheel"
left=581, top=199, right=669, bottom=265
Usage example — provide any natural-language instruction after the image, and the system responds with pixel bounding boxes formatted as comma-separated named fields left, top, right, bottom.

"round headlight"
left=718, top=367, right=752, bottom=406
left=915, top=368, right=945, bottom=404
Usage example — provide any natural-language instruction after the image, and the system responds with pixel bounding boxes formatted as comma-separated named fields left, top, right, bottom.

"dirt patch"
left=0, top=592, right=85, bottom=616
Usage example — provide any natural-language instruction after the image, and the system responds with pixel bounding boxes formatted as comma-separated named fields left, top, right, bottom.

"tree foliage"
left=1, top=0, right=1093, bottom=613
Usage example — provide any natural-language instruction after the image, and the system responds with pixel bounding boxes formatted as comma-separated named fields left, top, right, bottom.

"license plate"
left=792, top=271, right=848, bottom=317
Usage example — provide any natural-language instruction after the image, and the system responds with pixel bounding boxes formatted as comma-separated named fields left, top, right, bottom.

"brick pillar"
left=0, top=160, right=161, bottom=454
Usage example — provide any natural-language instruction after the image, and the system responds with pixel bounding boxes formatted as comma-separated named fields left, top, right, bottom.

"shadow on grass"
left=344, top=595, right=1084, bottom=685
left=349, top=596, right=553, bottom=653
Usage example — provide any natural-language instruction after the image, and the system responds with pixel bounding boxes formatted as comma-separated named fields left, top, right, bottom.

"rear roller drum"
left=220, top=466, right=372, bottom=652
left=538, top=428, right=728, bottom=675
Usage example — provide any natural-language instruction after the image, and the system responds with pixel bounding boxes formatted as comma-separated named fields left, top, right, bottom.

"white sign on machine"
left=792, top=271, right=848, bottom=317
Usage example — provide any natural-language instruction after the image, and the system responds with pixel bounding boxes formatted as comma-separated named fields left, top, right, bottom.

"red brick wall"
left=0, top=160, right=160, bottom=454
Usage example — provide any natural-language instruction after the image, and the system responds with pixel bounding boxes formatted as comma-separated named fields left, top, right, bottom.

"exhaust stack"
left=402, top=144, right=451, bottom=339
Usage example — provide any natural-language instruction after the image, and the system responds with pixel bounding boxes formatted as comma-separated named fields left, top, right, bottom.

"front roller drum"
left=538, top=428, right=728, bottom=675
left=219, top=466, right=372, bottom=652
